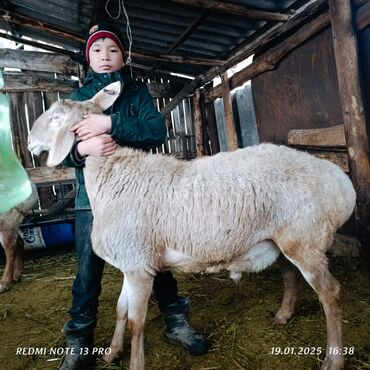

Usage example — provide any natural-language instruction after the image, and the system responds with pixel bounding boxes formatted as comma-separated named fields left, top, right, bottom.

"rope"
left=105, top=0, right=133, bottom=76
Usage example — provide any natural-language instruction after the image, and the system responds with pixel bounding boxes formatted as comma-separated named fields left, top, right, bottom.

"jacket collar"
left=83, top=66, right=136, bottom=88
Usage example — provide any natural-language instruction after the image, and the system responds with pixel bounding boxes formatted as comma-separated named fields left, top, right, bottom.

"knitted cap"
left=85, top=22, right=125, bottom=63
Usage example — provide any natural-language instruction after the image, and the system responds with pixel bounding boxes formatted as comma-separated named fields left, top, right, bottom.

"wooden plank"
left=8, top=92, right=34, bottom=169
left=329, top=0, right=370, bottom=252
left=24, top=91, right=46, bottom=168
left=288, top=125, right=346, bottom=147
left=221, top=73, right=238, bottom=151
left=204, top=101, right=220, bottom=155
left=170, top=0, right=290, bottom=21
left=0, top=49, right=78, bottom=75
left=26, top=167, right=75, bottom=185
left=1, top=72, right=78, bottom=93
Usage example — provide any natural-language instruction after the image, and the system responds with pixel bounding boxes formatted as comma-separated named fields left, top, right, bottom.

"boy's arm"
left=110, top=84, right=166, bottom=148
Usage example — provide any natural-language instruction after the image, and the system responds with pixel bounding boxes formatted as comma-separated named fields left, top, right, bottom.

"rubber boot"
left=160, top=296, right=209, bottom=356
left=58, top=321, right=95, bottom=370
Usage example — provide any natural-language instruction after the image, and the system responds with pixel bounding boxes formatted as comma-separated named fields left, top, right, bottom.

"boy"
left=59, top=22, right=208, bottom=370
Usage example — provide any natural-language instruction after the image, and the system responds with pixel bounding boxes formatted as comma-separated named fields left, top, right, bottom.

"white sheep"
left=0, top=182, right=38, bottom=292
left=28, top=81, right=356, bottom=370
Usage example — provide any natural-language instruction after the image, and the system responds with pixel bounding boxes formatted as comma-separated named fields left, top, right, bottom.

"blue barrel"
left=0, top=222, right=75, bottom=254
left=38, top=222, right=75, bottom=249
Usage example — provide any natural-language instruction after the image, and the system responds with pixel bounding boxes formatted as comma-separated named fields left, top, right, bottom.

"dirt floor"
left=0, top=243, right=370, bottom=370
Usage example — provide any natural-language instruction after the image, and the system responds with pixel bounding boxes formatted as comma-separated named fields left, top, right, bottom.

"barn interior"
left=0, top=0, right=370, bottom=369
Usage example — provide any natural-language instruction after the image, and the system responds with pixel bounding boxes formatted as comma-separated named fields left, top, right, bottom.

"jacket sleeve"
left=110, top=84, right=166, bottom=148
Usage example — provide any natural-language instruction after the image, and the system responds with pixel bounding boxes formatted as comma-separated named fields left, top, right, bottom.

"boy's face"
left=89, top=38, right=124, bottom=73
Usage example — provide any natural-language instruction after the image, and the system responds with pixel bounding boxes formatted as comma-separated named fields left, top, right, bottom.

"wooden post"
left=204, top=101, right=220, bottom=155
left=221, top=73, right=238, bottom=151
left=329, top=0, right=370, bottom=254
left=193, top=89, right=205, bottom=157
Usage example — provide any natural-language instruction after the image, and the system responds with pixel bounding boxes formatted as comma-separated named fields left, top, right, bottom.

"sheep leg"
left=282, top=251, right=343, bottom=370
left=127, top=272, right=153, bottom=370
left=0, top=230, right=21, bottom=293
left=12, top=235, right=24, bottom=283
left=103, top=276, right=130, bottom=363
left=275, top=253, right=301, bottom=324
left=104, top=271, right=153, bottom=370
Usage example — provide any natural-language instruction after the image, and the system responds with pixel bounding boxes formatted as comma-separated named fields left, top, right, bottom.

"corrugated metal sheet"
left=0, top=0, right=308, bottom=76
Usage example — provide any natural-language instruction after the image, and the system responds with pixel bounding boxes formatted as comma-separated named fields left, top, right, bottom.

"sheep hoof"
left=102, top=351, right=121, bottom=363
left=0, top=282, right=10, bottom=294
left=274, top=310, right=293, bottom=324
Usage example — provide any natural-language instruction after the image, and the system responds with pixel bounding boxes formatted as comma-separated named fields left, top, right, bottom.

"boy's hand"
left=71, top=114, right=112, bottom=140
left=77, top=134, right=117, bottom=157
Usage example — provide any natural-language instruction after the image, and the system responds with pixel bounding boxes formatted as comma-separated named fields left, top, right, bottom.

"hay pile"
left=0, top=243, right=369, bottom=370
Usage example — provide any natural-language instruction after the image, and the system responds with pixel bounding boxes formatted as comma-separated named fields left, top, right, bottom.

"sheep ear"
left=46, top=123, right=75, bottom=167
left=90, top=81, right=121, bottom=111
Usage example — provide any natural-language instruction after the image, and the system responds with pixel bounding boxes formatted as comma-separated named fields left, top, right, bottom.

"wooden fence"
left=0, top=49, right=194, bottom=225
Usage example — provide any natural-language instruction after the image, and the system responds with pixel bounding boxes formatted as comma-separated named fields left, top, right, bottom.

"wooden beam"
left=206, top=11, right=331, bottom=101
left=329, top=0, right=370, bottom=252
left=146, top=82, right=183, bottom=98
left=161, top=0, right=327, bottom=114
left=166, top=9, right=209, bottom=55
left=353, top=0, right=369, bottom=7
left=221, top=73, right=238, bottom=151
left=170, top=0, right=290, bottom=22
left=0, top=71, right=181, bottom=97
left=45, top=189, right=75, bottom=217
left=0, top=48, right=79, bottom=75
left=0, top=72, right=78, bottom=93
left=355, top=0, right=370, bottom=30
left=193, top=89, right=205, bottom=156
left=0, top=8, right=82, bottom=43
left=26, top=167, right=75, bottom=185
left=133, top=49, right=223, bottom=66
left=161, top=76, right=203, bottom=116
left=150, top=10, right=209, bottom=72
left=0, top=32, right=82, bottom=59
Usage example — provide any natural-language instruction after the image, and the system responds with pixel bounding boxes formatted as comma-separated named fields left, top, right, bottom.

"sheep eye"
left=52, top=115, right=59, bottom=120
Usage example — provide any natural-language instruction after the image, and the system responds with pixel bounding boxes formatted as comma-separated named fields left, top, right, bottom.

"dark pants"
left=69, top=210, right=178, bottom=326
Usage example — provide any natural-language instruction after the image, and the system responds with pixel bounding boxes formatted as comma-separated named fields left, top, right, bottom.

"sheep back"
left=84, top=143, right=356, bottom=274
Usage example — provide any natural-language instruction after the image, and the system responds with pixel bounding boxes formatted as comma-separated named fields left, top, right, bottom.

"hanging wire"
left=105, top=0, right=133, bottom=76
left=104, top=0, right=121, bottom=19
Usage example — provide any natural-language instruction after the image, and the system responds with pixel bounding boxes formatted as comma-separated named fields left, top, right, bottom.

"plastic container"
left=0, top=70, right=32, bottom=213
left=0, top=222, right=75, bottom=254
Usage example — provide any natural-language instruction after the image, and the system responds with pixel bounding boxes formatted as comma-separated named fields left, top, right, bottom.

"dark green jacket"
left=63, top=67, right=166, bottom=210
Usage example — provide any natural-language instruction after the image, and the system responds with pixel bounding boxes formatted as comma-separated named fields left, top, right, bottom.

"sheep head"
left=28, top=81, right=121, bottom=167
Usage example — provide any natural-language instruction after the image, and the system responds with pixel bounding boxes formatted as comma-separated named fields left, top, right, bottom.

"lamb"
left=0, top=182, right=38, bottom=293
left=27, top=81, right=356, bottom=370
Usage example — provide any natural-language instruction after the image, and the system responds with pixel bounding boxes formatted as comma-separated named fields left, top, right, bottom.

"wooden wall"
left=252, top=27, right=342, bottom=145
